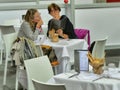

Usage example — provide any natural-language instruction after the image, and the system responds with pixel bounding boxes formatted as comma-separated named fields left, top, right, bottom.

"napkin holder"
left=49, top=29, right=59, bottom=42
left=87, top=52, right=105, bottom=74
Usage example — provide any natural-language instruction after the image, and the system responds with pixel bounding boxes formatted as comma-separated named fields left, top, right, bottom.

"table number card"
left=74, top=50, right=89, bottom=73
left=34, top=35, right=46, bottom=45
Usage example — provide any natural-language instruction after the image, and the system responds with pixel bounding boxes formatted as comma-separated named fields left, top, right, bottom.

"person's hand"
left=62, top=34, right=69, bottom=39
left=36, top=19, right=43, bottom=28
left=56, top=29, right=63, bottom=36
left=56, top=29, right=68, bottom=39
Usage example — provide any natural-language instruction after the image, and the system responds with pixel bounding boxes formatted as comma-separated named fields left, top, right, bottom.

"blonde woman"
left=18, top=8, right=44, bottom=40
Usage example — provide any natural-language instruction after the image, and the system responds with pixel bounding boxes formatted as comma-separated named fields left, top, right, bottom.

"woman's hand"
left=36, top=19, right=43, bottom=28
left=56, top=29, right=63, bottom=36
left=56, top=29, right=68, bottom=39
left=62, top=34, right=69, bottom=39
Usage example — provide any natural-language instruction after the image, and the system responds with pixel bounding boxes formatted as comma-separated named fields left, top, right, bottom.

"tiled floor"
left=0, top=59, right=27, bottom=90
left=0, top=60, right=16, bottom=90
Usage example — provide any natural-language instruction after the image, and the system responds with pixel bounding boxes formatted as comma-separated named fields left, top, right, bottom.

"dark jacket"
left=47, top=15, right=77, bottom=39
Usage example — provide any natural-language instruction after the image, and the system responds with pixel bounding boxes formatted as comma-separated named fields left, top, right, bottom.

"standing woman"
left=18, top=8, right=44, bottom=40
left=47, top=3, right=77, bottom=39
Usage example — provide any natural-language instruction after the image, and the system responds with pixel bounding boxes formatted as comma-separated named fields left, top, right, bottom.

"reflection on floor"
left=0, top=60, right=16, bottom=90
left=0, top=60, right=24, bottom=90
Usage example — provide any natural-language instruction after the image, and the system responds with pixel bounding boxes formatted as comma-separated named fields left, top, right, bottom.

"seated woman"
left=18, top=8, right=44, bottom=41
left=18, top=8, right=59, bottom=67
left=47, top=3, right=77, bottom=39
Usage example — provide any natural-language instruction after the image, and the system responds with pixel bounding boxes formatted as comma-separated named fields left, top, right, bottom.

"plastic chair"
left=0, top=45, right=3, bottom=65
left=74, top=28, right=90, bottom=49
left=92, top=37, right=108, bottom=59
left=24, top=55, right=54, bottom=90
left=71, top=29, right=90, bottom=70
left=0, top=25, right=16, bottom=65
left=3, top=19, right=21, bottom=35
left=3, top=32, right=18, bottom=85
left=15, top=45, right=44, bottom=90
left=32, top=79, right=66, bottom=90
left=0, top=31, right=4, bottom=65
left=0, top=25, right=16, bottom=34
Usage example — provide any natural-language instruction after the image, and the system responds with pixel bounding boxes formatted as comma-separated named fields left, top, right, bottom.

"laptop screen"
left=74, top=49, right=89, bottom=73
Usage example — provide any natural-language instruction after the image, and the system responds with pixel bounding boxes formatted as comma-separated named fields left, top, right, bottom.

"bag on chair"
left=41, top=45, right=59, bottom=67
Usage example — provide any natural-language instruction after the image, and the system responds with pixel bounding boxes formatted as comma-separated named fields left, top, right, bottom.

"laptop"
left=0, top=25, right=15, bottom=34
left=74, top=49, right=89, bottom=73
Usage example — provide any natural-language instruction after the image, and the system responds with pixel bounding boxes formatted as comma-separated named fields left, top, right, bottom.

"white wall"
left=75, top=0, right=94, bottom=4
left=1, top=2, right=120, bottom=47
left=75, top=8, right=120, bottom=46
left=0, top=8, right=65, bottom=36
left=0, top=8, right=65, bottom=25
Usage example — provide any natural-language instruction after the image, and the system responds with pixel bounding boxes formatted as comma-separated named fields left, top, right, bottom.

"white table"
left=42, top=39, right=88, bottom=74
left=51, top=71, right=120, bottom=90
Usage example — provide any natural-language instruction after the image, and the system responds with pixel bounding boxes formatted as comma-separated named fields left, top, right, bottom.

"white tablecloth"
left=42, top=39, right=88, bottom=74
left=51, top=72, right=120, bottom=90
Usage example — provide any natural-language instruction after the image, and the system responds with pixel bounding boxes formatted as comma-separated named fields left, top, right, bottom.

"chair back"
left=74, top=28, right=90, bottom=49
left=0, top=25, right=16, bottom=34
left=24, top=56, right=54, bottom=90
left=3, top=32, right=18, bottom=56
left=92, top=37, right=108, bottom=59
left=32, top=79, right=66, bottom=90
left=3, top=32, right=18, bottom=85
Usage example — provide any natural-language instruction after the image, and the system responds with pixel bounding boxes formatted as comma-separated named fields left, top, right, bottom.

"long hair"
left=24, top=9, right=37, bottom=32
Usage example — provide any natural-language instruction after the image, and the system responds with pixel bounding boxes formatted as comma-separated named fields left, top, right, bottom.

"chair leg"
left=0, top=49, right=2, bottom=64
left=3, top=53, right=8, bottom=85
left=119, top=61, right=120, bottom=68
left=52, top=66, right=57, bottom=75
left=15, top=67, right=19, bottom=90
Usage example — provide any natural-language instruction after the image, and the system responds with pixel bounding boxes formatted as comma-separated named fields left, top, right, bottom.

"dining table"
left=40, top=38, right=88, bottom=74
left=48, top=68, right=120, bottom=90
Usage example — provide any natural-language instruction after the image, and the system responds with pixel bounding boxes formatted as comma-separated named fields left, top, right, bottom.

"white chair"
left=91, top=37, right=108, bottom=70
left=0, top=25, right=17, bottom=64
left=0, top=31, right=4, bottom=65
left=92, top=37, right=108, bottom=59
left=3, top=19, right=21, bottom=35
left=3, top=32, right=18, bottom=85
left=15, top=45, right=44, bottom=90
left=24, top=56, right=54, bottom=90
left=32, top=79, right=66, bottom=90
left=88, top=37, right=108, bottom=72
left=0, top=25, right=16, bottom=34
left=0, top=44, right=4, bottom=65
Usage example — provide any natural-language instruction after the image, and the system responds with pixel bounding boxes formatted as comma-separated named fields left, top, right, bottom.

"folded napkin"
left=76, top=72, right=102, bottom=81
left=109, top=73, right=120, bottom=79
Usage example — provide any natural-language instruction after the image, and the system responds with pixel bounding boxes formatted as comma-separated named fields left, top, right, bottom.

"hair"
left=48, top=3, right=61, bottom=14
left=24, top=8, right=38, bottom=31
